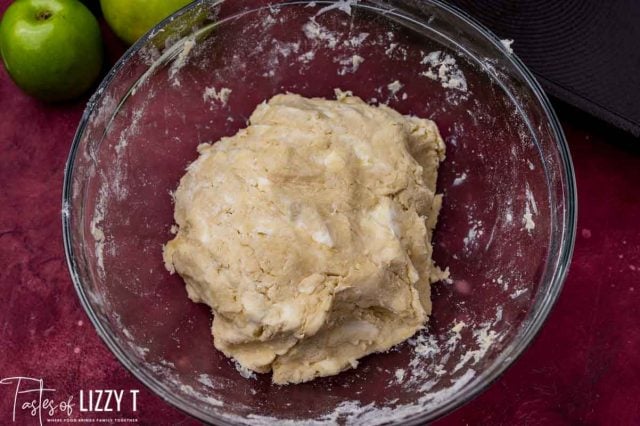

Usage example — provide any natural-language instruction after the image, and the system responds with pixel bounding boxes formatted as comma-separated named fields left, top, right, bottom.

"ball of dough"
left=163, top=93, right=445, bottom=384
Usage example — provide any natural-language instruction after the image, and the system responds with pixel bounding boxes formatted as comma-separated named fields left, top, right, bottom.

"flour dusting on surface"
left=387, top=80, right=403, bottom=98
left=334, top=88, right=354, bottom=100
left=344, top=32, right=369, bottom=48
left=452, top=322, right=500, bottom=373
left=298, top=50, right=316, bottom=63
left=510, top=288, right=528, bottom=299
left=452, top=172, right=467, bottom=186
left=523, top=209, right=535, bottom=231
left=197, top=373, right=218, bottom=389
left=385, top=43, right=398, bottom=56
left=203, top=87, right=232, bottom=106
left=337, top=54, right=365, bottom=75
left=496, top=276, right=508, bottom=291
left=523, top=183, right=538, bottom=232
left=303, top=17, right=339, bottom=48
left=420, top=51, right=468, bottom=92
left=316, top=0, right=360, bottom=16
left=90, top=183, right=108, bottom=278
left=168, top=36, right=196, bottom=87
left=235, top=361, right=257, bottom=380
left=114, top=108, right=143, bottom=155
left=463, top=220, right=484, bottom=251
left=500, top=39, right=514, bottom=54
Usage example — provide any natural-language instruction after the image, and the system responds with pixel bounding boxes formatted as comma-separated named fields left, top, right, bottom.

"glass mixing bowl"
left=62, top=0, right=577, bottom=424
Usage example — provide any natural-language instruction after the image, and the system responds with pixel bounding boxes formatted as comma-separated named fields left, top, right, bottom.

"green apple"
left=0, top=0, right=103, bottom=102
left=100, top=0, right=193, bottom=46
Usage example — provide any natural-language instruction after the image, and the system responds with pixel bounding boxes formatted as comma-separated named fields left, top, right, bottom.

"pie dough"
left=163, top=93, right=446, bottom=384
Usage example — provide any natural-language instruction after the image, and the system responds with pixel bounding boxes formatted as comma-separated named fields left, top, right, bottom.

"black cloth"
left=448, top=0, right=640, bottom=136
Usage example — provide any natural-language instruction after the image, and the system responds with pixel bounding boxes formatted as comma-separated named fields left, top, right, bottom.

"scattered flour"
left=496, top=276, right=508, bottom=291
left=505, top=212, right=513, bottom=223
left=523, top=183, right=538, bottom=232
left=387, top=80, right=403, bottom=98
left=203, top=87, right=232, bottom=106
left=463, top=221, right=484, bottom=250
left=273, top=41, right=301, bottom=58
left=446, top=321, right=466, bottom=350
left=500, top=39, right=514, bottom=54
left=385, top=43, right=398, bottom=55
left=263, top=13, right=277, bottom=27
left=303, top=18, right=339, bottom=48
left=114, top=108, right=143, bottom=155
left=526, top=184, right=539, bottom=214
left=90, top=183, right=108, bottom=278
left=343, top=32, right=369, bottom=48
left=120, top=326, right=149, bottom=359
left=452, top=322, right=500, bottom=373
left=138, top=45, right=162, bottom=67
left=168, top=36, right=196, bottom=87
left=298, top=50, right=316, bottom=63
left=523, top=210, right=535, bottom=231
left=452, top=172, right=467, bottom=186
left=410, top=333, right=439, bottom=359
left=337, top=54, right=365, bottom=75
left=334, top=88, right=354, bottom=100
left=197, top=374, right=218, bottom=390
left=235, top=361, right=256, bottom=379
left=510, top=288, right=528, bottom=299
left=420, top=51, right=468, bottom=92
left=316, top=0, right=360, bottom=16
left=62, top=200, right=70, bottom=221
left=451, top=321, right=466, bottom=334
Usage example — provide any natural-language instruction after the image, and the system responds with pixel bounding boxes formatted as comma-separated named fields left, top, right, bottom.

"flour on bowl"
left=452, top=172, right=468, bottom=186
left=510, top=287, right=528, bottom=299
left=316, top=0, right=361, bottom=16
left=452, top=323, right=500, bottom=373
left=90, top=182, right=108, bottom=278
left=387, top=80, right=403, bottom=98
left=168, top=36, right=196, bottom=87
left=203, top=87, right=232, bottom=106
left=420, top=51, right=468, bottom=92
left=235, top=361, right=257, bottom=380
left=500, top=39, right=514, bottom=54
left=303, top=17, right=339, bottom=48
left=523, top=183, right=538, bottom=232
left=336, top=54, right=365, bottom=75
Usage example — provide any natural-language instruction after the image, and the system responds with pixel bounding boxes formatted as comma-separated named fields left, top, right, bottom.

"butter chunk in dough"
left=163, top=93, right=446, bottom=384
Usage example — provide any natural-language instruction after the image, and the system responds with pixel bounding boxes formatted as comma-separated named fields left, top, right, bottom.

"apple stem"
left=36, top=10, right=52, bottom=21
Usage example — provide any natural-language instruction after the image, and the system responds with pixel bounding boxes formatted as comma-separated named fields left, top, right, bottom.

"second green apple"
left=100, top=0, right=194, bottom=45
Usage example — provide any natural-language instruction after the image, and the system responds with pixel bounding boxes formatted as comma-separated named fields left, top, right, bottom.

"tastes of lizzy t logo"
left=0, top=377, right=139, bottom=425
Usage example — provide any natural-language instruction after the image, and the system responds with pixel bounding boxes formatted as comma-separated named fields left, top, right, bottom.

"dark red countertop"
left=1, top=4, right=639, bottom=425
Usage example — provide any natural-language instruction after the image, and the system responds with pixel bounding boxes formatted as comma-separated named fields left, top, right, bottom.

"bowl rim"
left=62, top=0, right=578, bottom=424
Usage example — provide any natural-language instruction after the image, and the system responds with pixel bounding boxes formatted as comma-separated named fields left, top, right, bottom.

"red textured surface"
left=1, top=4, right=639, bottom=426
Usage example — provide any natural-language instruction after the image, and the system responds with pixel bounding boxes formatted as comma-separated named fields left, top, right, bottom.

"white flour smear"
left=420, top=51, right=468, bottom=92
left=203, top=86, right=232, bottom=106
left=500, top=39, right=514, bottom=54
left=523, top=183, right=538, bottom=232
